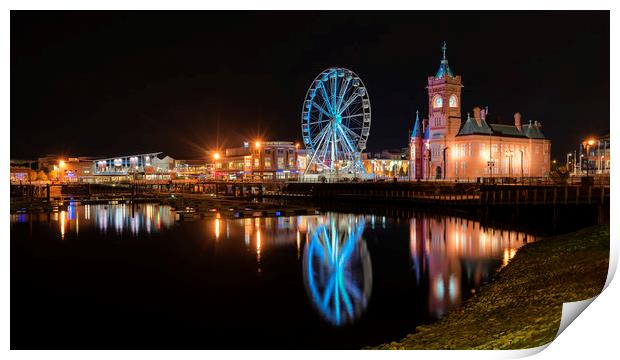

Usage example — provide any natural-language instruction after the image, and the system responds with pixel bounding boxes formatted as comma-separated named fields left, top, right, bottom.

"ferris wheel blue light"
left=301, top=68, right=371, bottom=176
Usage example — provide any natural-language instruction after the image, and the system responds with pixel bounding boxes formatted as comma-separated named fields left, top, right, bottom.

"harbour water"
left=11, top=203, right=534, bottom=349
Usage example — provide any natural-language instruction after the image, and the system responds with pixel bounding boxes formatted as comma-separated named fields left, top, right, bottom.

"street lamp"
left=442, top=147, right=449, bottom=180
left=582, top=139, right=595, bottom=176
left=520, top=150, right=525, bottom=178
left=566, top=152, right=573, bottom=174
left=57, top=160, right=66, bottom=182
left=505, top=150, right=514, bottom=177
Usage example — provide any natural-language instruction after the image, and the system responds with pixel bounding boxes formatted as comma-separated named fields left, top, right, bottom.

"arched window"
left=449, top=94, right=458, bottom=108
left=432, top=95, right=443, bottom=108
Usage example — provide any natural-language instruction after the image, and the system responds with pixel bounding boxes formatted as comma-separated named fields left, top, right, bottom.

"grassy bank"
left=374, top=225, right=610, bottom=350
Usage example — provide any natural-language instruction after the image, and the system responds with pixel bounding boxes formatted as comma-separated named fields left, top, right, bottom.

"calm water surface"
left=11, top=203, right=534, bottom=349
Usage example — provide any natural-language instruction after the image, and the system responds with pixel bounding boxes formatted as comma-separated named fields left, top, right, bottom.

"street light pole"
left=520, top=150, right=524, bottom=178
left=583, top=139, right=595, bottom=177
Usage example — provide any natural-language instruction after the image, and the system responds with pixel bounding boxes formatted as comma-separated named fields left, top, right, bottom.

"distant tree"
left=36, top=170, right=48, bottom=181
left=550, top=164, right=569, bottom=184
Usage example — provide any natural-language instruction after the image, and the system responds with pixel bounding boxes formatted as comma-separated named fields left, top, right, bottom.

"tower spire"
left=411, top=110, right=422, bottom=138
left=442, top=41, right=447, bottom=60
left=435, top=41, right=454, bottom=79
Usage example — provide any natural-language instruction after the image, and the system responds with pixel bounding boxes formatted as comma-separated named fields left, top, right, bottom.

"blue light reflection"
left=302, top=213, right=372, bottom=327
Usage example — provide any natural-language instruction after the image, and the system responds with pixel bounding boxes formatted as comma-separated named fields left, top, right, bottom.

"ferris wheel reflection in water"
left=302, top=213, right=372, bottom=327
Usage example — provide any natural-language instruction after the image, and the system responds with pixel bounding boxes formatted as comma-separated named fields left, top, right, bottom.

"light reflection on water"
left=303, top=213, right=372, bottom=326
left=11, top=204, right=535, bottom=331
left=409, top=216, right=534, bottom=318
left=11, top=203, right=176, bottom=237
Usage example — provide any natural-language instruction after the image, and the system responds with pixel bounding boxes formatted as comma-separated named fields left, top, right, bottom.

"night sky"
left=11, top=11, right=609, bottom=160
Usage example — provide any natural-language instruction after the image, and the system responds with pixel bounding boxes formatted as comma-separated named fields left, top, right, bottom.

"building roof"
left=457, top=117, right=547, bottom=139
left=458, top=113, right=493, bottom=135
left=435, top=42, right=454, bottom=79
left=523, top=122, right=546, bottom=139
left=411, top=110, right=423, bottom=138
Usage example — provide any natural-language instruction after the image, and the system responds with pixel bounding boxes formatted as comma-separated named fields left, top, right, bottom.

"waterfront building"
left=215, top=141, right=300, bottom=180
left=175, top=159, right=210, bottom=179
left=10, top=160, right=37, bottom=182
left=10, top=166, right=37, bottom=182
left=361, top=158, right=409, bottom=179
left=32, top=156, right=101, bottom=182
left=89, top=152, right=175, bottom=182
left=577, top=133, right=610, bottom=175
left=409, top=43, right=551, bottom=180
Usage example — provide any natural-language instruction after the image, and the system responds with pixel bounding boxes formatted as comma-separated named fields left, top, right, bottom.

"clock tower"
left=425, top=42, right=463, bottom=179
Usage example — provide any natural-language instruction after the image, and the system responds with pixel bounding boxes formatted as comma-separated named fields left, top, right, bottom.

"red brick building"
left=410, top=43, right=551, bottom=180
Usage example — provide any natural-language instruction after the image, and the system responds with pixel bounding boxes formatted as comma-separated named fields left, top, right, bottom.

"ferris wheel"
left=301, top=68, right=371, bottom=176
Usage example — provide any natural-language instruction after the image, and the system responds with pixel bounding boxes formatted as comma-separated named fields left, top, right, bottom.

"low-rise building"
left=578, top=133, right=610, bottom=175
left=88, top=152, right=175, bottom=182
left=175, top=159, right=209, bottom=179
left=215, top=141, right=301, bottom=180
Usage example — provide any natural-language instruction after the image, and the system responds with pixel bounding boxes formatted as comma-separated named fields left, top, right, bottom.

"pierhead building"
left=410, top=43, right=551, bottom=180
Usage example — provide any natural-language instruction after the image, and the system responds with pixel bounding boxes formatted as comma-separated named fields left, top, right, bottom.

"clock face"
left=449, top=94, right=458, bottom=108
left=433, top=95, right=443, bottom=108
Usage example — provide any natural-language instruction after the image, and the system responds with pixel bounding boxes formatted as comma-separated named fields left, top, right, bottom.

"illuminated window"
left=254, top=158, right=259, bottom=167
left=265, top=158, right=271, bottom=169
left=432, top=95, right=443, bottom=108
left=449, top=94, right=458, bottom=108
left=277, top=157, right=284, bottom=169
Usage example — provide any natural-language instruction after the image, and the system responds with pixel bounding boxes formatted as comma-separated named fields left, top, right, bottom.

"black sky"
left=11, top=11, right=609, bottom=160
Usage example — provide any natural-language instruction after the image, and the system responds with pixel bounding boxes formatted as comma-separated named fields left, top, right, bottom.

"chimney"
left=480, top=107, right=487, bottom=121
left=534, top=120, right=542, bottom=129
left=514, top=112, right=522, bottom=130
left=473, top=106, right=481, bottom=120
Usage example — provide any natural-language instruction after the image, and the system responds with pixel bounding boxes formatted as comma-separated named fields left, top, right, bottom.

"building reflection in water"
left=10, top=204, right=535, bottom=326
left=409, top=216, right=535, bottom=319
left=302, top=213, right=373, bottom=327
left=11, top=203, right=176, bottom=240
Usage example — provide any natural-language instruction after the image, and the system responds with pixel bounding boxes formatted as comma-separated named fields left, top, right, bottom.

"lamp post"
left=505, top=150, right=514, bottom=177
left=582, top=139, right=595, bottom=176
left=425, top=143, right=431, bottom=181
left=566, top=152, right=573, bottom=175
left=212, top=152, right=221, bottom=180
left=442, top=147, right=449, bottom=180
left=295, top=143, right=300, bottom=180
left=520, top=150, right=525, bottom=178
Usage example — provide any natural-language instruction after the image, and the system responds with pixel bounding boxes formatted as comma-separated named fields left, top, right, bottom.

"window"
left=277, top=157, right=284, bottom=169
left=254, top=158, right=260, bottom=168
left=264, top=158, right=271, bottom=169
left=433, top=95, right=443, bottom=108
left=449, top=94, right=458, bottom=108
